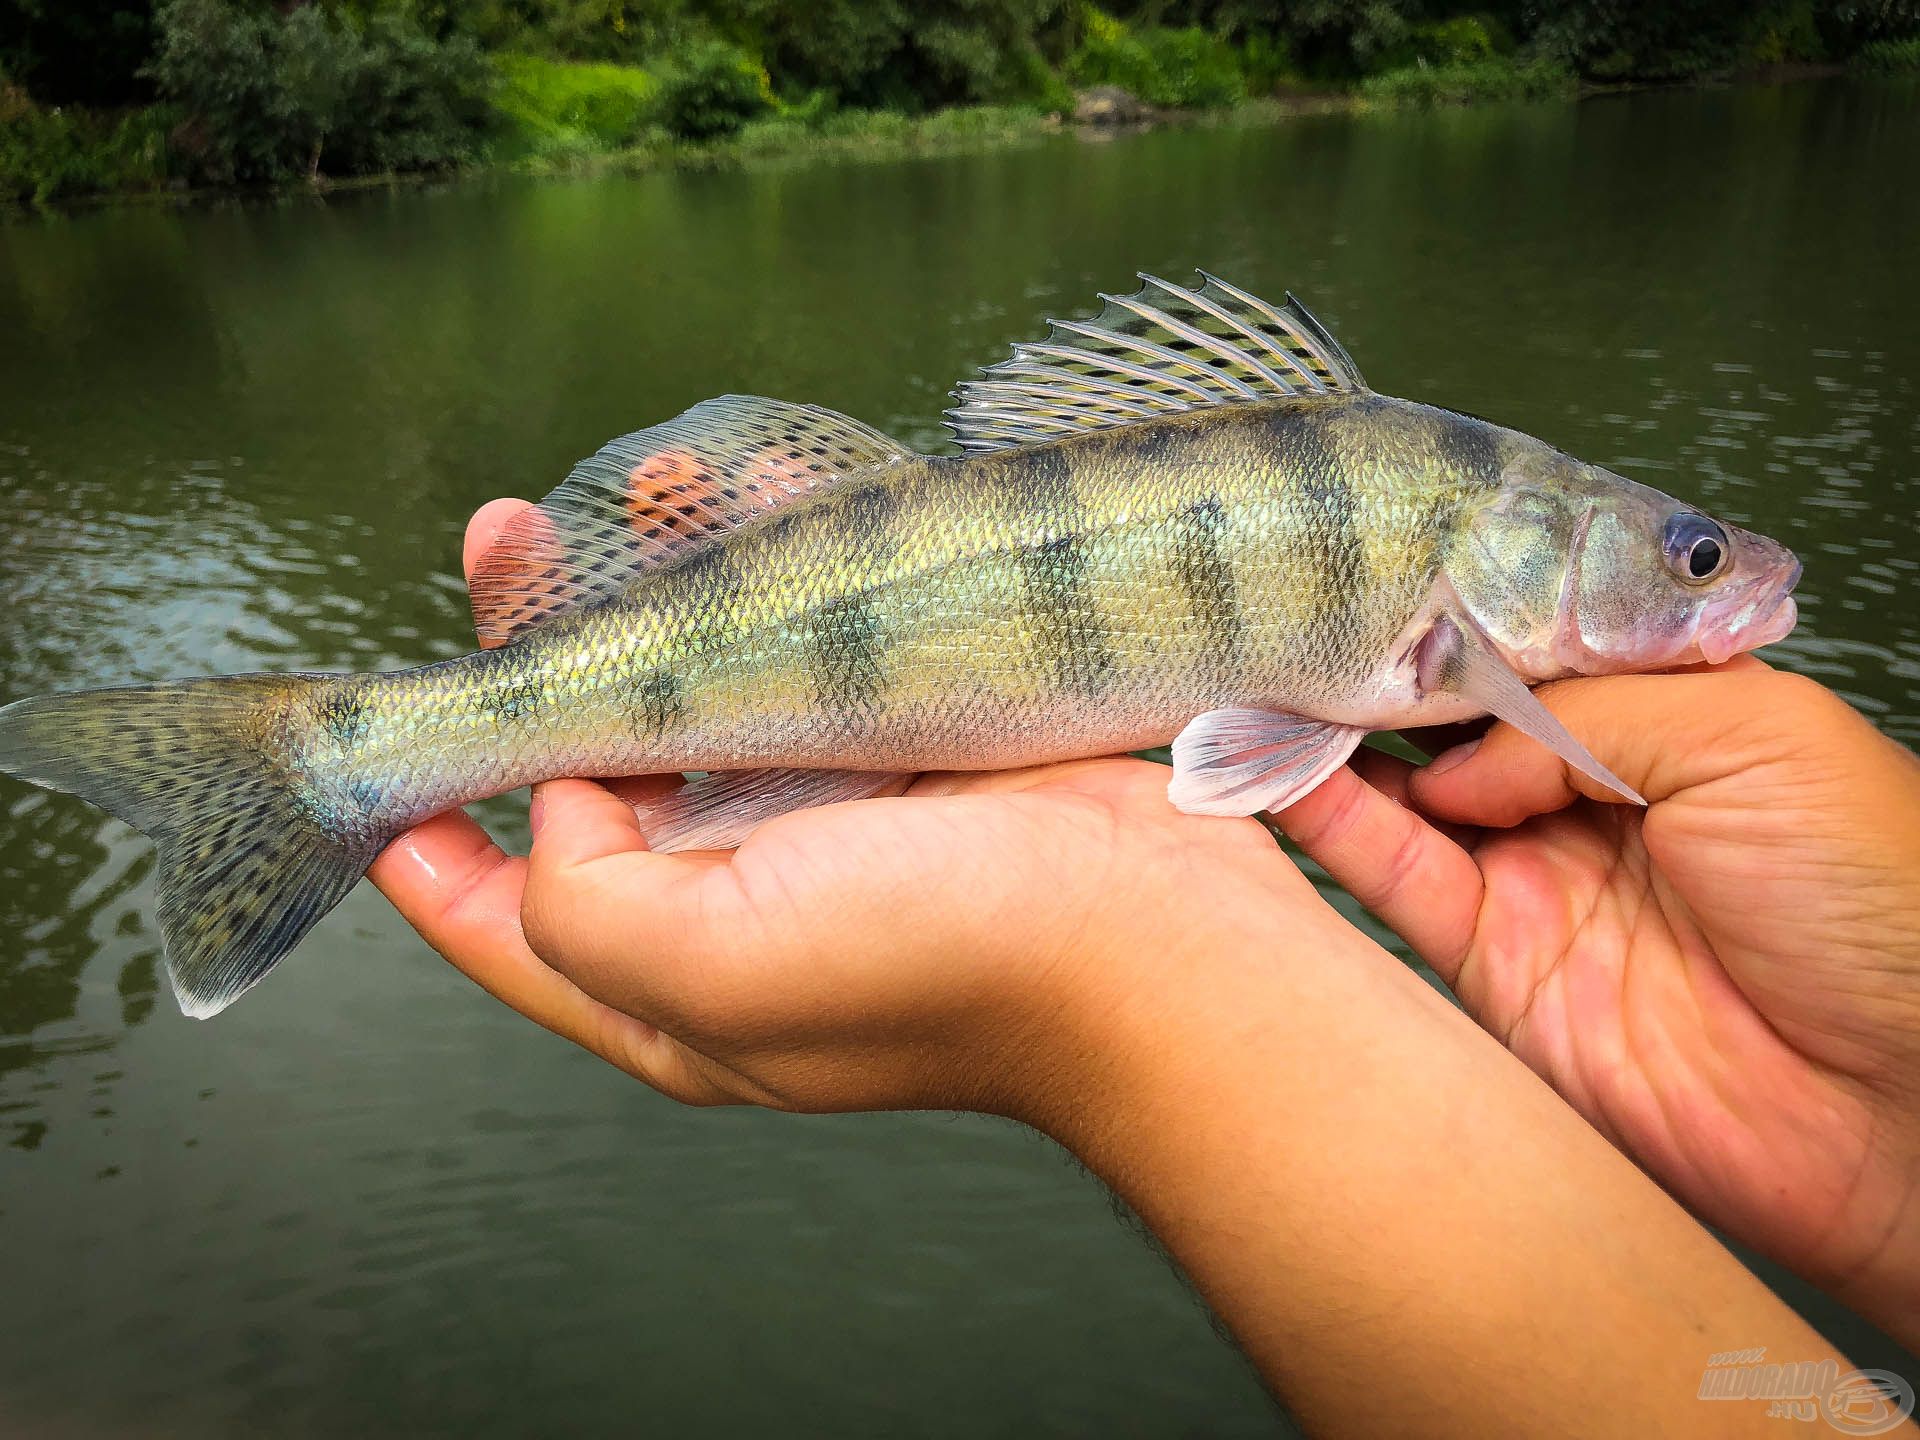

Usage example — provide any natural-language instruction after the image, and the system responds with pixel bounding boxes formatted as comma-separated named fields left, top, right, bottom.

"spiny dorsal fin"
left=944, top=272, right=1368, bottom=454
left=471, top=395, right=913, bottom=646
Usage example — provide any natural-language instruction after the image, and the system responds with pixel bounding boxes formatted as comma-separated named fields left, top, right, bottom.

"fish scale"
left=0, top=272, right=1802, bottom=1017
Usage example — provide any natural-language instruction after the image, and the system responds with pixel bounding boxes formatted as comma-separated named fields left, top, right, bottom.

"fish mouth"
left=1699, top=554, right=1802, bottom=665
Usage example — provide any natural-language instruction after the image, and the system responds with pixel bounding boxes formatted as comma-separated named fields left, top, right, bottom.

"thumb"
left=1408, top=660, right=1798, bottom=828
left=521, top=779, right=725, bottom=1023
left=527, top=776, right=651, bottom=867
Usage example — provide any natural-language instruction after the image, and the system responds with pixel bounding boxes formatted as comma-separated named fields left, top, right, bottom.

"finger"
left=520, top=779, right=737, bottom=1029
left=1273, top=762, right=1482, bottom=982
left=369, top=808, right=707, bottom=1091
left=1407, top=664, right=1808, bottom=829
left=1350, top=748, right=1482, bottom=853
left=464, top=497, right=532, bottom=583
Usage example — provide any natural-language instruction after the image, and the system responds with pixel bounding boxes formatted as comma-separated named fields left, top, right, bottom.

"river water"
left=1, top=77, right=1917, bottom=1435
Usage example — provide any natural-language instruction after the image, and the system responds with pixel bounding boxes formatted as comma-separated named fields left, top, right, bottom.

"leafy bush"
left=1854, top=35, right=1920, bottom=67
left=1529, top=0, right=1754, bottom=80
left=1411, top=16, right=1496, bottom=64
left=331, top=14, right=492, bottom=173
left=1360, top=56, right=1575, bottom=106
left=1067, top=8, right=1160, bottom=97
left=903, top=16, right=1071, bottom=108
left=1068, top=9, right=1245, bottom=108
left=1236, top=32, right=1296, bottom=94
left=1743, top=1, right=1827, bottom=64
left=702, top=0, right=1066, bottom=111
left=1278, top=0, right=1413, bottom=77
left=147, top=0, right=284, bottom=183
left=1013, top=45, right=1076, bottom=114
left=492, top=52, right=657, bottom=154
left=652, top=36, right=770, bottom=139
left=0, top=77, right=170, bottom=203
left=1824, top=0, right=1920, bottom=49
left=1139, top=27, right=1245, bottom=106
left=148, top=0, right=490, bottom=184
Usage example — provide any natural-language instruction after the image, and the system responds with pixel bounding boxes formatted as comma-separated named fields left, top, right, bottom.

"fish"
left=0, top=272, right=1803, bottom=1019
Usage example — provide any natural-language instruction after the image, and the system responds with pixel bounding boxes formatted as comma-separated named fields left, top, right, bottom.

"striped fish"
left=0, top=273, right=1801, bottom=1017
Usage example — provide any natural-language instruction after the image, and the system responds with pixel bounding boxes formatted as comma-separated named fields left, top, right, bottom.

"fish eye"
left=1662, top=512, right=1730, bottom=585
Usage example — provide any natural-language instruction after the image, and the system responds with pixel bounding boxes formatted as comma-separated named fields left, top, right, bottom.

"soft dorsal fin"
left=471, top=395, right=913, bottom=645
left=944, top=272, right=1368, bottom=454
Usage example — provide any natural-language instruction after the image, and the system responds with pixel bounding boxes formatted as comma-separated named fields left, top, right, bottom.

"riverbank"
left=4, top=47, right=1914, bottom=215
left=0, top=84, right=1525, bottom=214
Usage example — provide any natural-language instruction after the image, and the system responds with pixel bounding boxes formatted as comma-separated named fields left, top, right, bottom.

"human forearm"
left=1030, top=905, right=1852, bottom=1438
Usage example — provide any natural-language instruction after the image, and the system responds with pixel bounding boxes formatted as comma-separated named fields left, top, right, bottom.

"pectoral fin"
left=1418, top=615, right=1646, bottom=806
left=636, top=766, right=913, bottom=852
left=1168, top=708, right=1367, bottom=816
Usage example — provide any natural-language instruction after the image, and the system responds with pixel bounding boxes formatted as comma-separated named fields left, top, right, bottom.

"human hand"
left=364, top=502, right=1862, bottom=1431
left=366, top=499, right=1317, bottom=1137
left=1277, top=663, right=1920, bottom=1345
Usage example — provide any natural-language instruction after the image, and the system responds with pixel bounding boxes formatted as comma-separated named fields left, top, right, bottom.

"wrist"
left=985, top=864, right=1327, bottom=1147
left=1012, top=905, right=1848, bottom=1436
left=1838, top=1203, right=1920, bottom=1354
left=1013, top=876, right=1377, bottom=1161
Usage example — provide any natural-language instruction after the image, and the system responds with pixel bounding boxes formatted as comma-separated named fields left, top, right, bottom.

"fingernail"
left=1426, top=738, right=1481, bottom=776
left=529, top=790, right=546, bottom=836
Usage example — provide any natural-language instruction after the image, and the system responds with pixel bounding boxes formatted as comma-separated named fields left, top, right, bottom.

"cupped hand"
left=366, top=500, right=1309, bottom=1133
left=1278, top=663, right=1920, bottom=1342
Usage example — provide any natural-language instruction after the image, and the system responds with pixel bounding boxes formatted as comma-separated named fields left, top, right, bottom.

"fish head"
left=1446, top=454, right=1801, bottom=680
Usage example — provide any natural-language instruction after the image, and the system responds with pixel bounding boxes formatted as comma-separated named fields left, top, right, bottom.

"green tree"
left=148, top=0, right=489, bottom=183
left=279, top=5, right=363, bottom=179
left=706, top=0, right=1066, bottom=109
left=651, top=35, right=768, bottom=137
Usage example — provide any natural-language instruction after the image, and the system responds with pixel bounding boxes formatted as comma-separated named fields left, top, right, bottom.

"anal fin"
left=1168, top=708, right=1367, bottom=816
left=637, top=767, right=913, bottom=853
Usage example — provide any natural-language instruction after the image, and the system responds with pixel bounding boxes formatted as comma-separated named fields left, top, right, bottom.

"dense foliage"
left=148, top=0, right=490, bottom=183
left=1067, top=10, right=1245, bottom=108
left=492, top=52, right=657, bottom=153
left=651, top=36, right=769, bottom=138
left=0, top=71, right=169, bottom=202
left=3, top=0, right=1917, bottom=203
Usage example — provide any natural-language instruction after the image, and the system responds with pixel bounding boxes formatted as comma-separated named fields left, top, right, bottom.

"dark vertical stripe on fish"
left=806, top=595, right=887, bottom=715
left=995, top=444, right=1081, bottom=534
left=1432, top=410, right=1505, bottom=484
left=1305, top=468, right=1367, bottom=636
left=479, top=675, right=544, bottom=722
left=628, top=667, right=684, bottom=740
left=838, top=479, right=899, bottom=538
left=980, top=444, right=1112, bottom=691
left=834, top=480, right=902, bottom=570
left=1017, top=533, right=1113, bottom=693
left=674, top=544, right=745, bottom=657
left=314, top=685, right=370, bottom=748
left=1271, top=405, right=1368, bottom=640
left=1170, top=495, right=1239, bottom=682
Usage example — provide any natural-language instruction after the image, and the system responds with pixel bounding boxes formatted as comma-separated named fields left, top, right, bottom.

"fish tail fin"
left=0, top=675, right=380, bottom=1019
